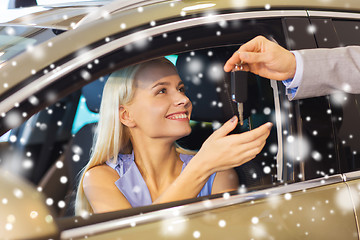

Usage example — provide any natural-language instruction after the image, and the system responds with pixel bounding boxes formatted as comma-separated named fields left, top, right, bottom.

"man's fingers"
left=224, top=51, right=241, bottom=72
left=238, top=52, right=265, bottom=64
left=224, top=36, right=271, bottom=72
left=237, top=37, right=262, bottom=53
left=224, top=49, right=265, bottom=72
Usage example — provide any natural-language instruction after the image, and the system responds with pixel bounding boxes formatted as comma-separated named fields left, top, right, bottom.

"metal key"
left=237, top=102, right=244, bottom=126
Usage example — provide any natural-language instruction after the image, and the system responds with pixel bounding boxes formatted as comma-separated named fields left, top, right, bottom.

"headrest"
left=82, top=75, right=108, bottom=113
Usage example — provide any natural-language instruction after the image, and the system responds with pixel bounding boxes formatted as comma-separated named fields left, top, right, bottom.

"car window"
left=0, top=50, right=278, bottom=219
left=330, top=19, right=360, bottom=173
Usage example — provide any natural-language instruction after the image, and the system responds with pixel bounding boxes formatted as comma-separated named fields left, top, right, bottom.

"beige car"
left=1, top=0, right=360, bottom=239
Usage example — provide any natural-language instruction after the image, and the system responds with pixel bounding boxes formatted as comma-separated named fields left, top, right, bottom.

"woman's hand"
left=194, top=115, right=273, bottom=175
left=151, top=116, right=272, bottom=205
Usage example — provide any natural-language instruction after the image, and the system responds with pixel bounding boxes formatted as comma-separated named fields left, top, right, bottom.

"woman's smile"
left=166, top=111, right=189, bottom=121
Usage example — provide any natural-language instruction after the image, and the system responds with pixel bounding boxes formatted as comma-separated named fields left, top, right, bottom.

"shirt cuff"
left=282, top=51, right=304, bottom=98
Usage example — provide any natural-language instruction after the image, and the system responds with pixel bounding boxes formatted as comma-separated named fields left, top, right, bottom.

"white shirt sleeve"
left=281, top=51, right=304, bottom=98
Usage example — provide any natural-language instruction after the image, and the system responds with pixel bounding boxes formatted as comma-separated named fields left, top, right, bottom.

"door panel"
left=345, top=178, right=360, bottom=231
left=80, top=182, right=357, bottom=240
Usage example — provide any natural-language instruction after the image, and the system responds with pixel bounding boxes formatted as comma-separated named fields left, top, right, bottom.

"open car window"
left=0, top=47, right=279, bottom=218
left=0, top=14, right=288, bottom=219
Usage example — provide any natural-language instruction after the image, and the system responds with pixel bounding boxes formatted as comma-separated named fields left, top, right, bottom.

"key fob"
left=231, top=70, right=248, bottom=103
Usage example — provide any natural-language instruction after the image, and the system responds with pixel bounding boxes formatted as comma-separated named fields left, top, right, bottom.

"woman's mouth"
left=166, top=112, right=188, bottom=120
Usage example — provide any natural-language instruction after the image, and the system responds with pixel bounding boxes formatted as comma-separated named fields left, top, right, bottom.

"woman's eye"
left=178, top=86, right=185, bottom=93
left=158, top=88, right=166, bottom=94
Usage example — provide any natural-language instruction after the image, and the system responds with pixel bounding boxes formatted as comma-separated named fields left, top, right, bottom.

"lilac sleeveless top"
left=106, top=152, right=216, bottom=207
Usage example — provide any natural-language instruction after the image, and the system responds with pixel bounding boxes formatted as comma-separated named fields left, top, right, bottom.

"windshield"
left=0, top=25, right=60, bottom=65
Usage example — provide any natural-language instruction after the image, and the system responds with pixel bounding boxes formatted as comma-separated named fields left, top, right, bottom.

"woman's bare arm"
left=211, top=169, right=239, bottom=194
left=83, top=165, right=132, bottom=213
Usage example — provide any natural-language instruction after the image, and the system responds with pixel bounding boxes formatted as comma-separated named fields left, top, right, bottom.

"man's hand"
left=224, top=36, right=296, bottom=81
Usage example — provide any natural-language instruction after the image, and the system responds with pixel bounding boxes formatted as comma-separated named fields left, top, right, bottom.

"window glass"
left=333, top=20, right=360, bottom=46
left=72, top=95, right=99, bottom=134
left=281, top=17, right=341, bottom=182
left=330, top=20, right=360, bottom=173
left=0, top=92, right=80, bottom=184
left=0, top=26, right=58, bottom=64
left=0, top=130, right=10, bottom=142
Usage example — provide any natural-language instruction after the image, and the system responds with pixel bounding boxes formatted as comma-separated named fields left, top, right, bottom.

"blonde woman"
left=75, top=58, right=272, bottom=214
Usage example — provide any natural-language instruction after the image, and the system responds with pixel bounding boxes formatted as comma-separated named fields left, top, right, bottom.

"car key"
left=231, top=66, right=248, bottom=126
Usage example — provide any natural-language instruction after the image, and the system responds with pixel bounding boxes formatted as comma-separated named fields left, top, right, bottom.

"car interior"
left=0, top=45, right=279, bottom=218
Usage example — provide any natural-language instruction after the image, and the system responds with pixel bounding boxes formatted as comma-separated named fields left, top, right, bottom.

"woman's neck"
left=131, top=137, right=182, bottom=191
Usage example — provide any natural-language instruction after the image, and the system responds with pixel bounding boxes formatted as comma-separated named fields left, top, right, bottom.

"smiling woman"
left=75, top=58, right=272, bottom=214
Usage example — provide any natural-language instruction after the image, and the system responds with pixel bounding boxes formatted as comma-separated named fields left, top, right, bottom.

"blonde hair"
left=75, top=58, right=183, bottom=215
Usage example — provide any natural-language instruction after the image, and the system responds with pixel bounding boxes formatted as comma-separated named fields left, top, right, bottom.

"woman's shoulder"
left=84, top=164, right=119, bottom=187
left=83, top=164, right=132, bottom=213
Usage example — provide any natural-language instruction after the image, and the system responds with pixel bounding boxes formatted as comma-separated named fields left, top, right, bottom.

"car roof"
left=3, top=0, right=360, bottom=31
left=2, top=2, right=109, bottom=30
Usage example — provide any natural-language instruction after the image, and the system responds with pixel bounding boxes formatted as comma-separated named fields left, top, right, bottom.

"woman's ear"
left=119, top=106, right=136, bottom=128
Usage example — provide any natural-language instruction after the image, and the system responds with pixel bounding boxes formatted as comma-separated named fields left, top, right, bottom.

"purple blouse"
left=106, top=152, right=216, bottom=207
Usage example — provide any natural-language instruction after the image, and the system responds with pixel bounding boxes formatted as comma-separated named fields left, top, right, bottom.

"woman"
left=75, top=58, right=272, bottom=214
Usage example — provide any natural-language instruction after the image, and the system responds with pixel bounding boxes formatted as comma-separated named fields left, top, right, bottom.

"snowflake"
left=4, top=111, right=22, bottom=128
left=29, top=96, right=39, bottom=106
left=263, top=107, right=271, bottom=115
left=307, top=25, right=317, bottom=34
left=284, top=193, right=292, bottom=200
left=251, top=216, right=259, bottom=224
left=193, top=231, right=201, bottom=239
left=263, top=166, right=271, bottom=174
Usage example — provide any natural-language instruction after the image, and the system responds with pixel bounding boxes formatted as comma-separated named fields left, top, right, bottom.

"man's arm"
left=224, top=36, right=360, bottom=100
left=292, top=46, right=360, bottom=100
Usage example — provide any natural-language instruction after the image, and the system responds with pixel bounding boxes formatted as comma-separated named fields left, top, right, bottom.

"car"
left=1, top=0, right=360, bottom=239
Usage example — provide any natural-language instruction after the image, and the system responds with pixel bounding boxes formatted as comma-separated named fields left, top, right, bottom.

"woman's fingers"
left=227, top=122, right=272, bottom=144
left=208, top=116, right=238, bottom=140
left=197, top=120, right=273, bottom=173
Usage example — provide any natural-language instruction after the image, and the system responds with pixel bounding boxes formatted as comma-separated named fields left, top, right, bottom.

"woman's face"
left=126, top=61, right=193, bottom=140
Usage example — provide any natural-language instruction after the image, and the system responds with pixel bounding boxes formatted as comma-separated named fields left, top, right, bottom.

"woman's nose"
left=174, top=92, right=191, bottom=107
